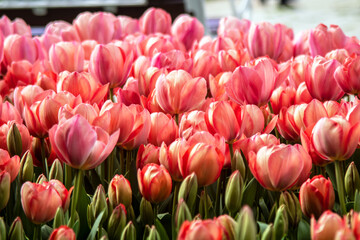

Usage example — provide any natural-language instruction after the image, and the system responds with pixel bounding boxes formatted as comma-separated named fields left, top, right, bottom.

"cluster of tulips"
left=1, top=6, right=360, bottom=240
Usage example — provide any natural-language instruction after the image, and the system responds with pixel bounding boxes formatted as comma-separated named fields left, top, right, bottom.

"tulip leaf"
left=297, top=219, right=310, bottom=240
left=41, top=225, right=52, bottom=240
left=257, top=221, right=270, bottom=235
left=155, top=218, right=169, bottom=240
left=354, top=189, right=360, bottom=212
left=86, top=209, right=105, bottom=240
left=325, top=164, right=336, bottom=190
left=241, top=178, right=258, bottom=207
left=77, top=184, right=91, bottom=238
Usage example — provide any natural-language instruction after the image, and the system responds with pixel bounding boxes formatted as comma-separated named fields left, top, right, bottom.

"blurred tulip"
left=108, top=174, right=132, bottom=208
left=279, top=191, right=302, bottom=228
left=3, top=34, right=38, bottom=65
left=217, top=16, right=251, bottom=42
left=345, top=162, right=360, bottom=201
left=178, top=219, right=224, bottom=240
left=235, top=206, right=257, bottom=240
left=148, top=112, right=178, bottom=146
left=49, top=41, right=84, bottom=73
left=49, top=225, right=76, bottom=240
left=171, top=14, right=204, bottom=50
left=87, top=185, right=108, bottom=227
left=325, top=49, right=350, bottom=64
left=116, top=77, right=141, bottom=106
left=300, top=175, right=335, bottom=219
left=137, top=163, right=172, bottom=203
left=191, top=49, right=221, bottom=81
left=0, top=121, right=30, bottom=156
left=0, top=171, right=10, bottom=211
left=8, top=217, right=24, bottom=240
left=108, top=204, right=127, bottom=240
left=248, top=144, right=312, bottom=191
left=311, top=211, right=347, bottom=240
left=4, top=60, right=36, bottom=88
left=242, top=104, right=266, bottom=138
left=335, top=55, right=360, bottom=95
left=44, top=20, right=80, bottom=42
left=151, top=50, right=193, bottom=73
left=49, top=114, right=119, bottom=170
left=155, top=70, right=207, bottom=115
left=139, top=8, right=171, bottom=35
left=225, top=170, right=243, bottom=214
left=115, top=15, right=140, bottom=39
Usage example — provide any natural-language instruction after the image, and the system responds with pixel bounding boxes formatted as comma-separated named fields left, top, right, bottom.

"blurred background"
left=0, top=0, right=359, bottom=37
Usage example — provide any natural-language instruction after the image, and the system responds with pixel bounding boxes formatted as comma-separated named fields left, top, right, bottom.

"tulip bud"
left=345, top=162, right=360, bottom=201
left=233, top=150, right=246, bottom=178
left=19, top=150, right=33, bottom=183
left=7, top=122, right=22, bottom=157
left=147, top=225, right=161, bottom=240
left=120, top=221, right=136, bottom=240
left=87, top=185, right=108, bottom=228
left=279, top=191, right=302, bottom=227
left=36, top=174, right=48, bottom=184
left=199, top=190, right=212, bottom=219
left=108, top=174, right=132, bottom=209
left=261, top=224, right=273, bottom=240
left=0, top=171, right=10, bottom=211
left=0, top=217, right=6, bottom=240
left=140, top=197, right=154, bottom=225
left=8, top=217, right=24, bottom=240
left=178, top=173, right=198, bottom=211
left=49, top=225, right=76, bottom=240
left=175, top=199, right=192, bottom=232
left=53, top=207, right=65, bottom=229
left=236, top=206, right=257, bottom=240
left=49, top=159, right=63, bottom=182
left=217, top=215, right=237, bottom=240
left=108, top=204, right=127, bottom=240
left=273, top=205, right=288, bottom=240
left=225, top=170, right=244, bottom=214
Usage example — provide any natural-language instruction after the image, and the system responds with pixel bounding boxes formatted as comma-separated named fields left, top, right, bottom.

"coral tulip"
left=148, top=112, right=178, bottom=146
left=311, top=211, right=347, bottom=240
left=3, top=34, right=38, bottom=65
left=49, top=226, right=76, bottom=240
left=136, top=144, right=160, bottom=170
left=49, top=41, right=84, bottom=73
left=0, top=149, right=20, bottom=182
left=178, top=220, right=223, bottom=240
left=334, top=55, right=360, bottom=95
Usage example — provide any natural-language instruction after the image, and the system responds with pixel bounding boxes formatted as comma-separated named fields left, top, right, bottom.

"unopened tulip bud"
left=236, top=206, right=257, bottom=240
left=175, top=199, right=192, bottom=232
left=100, top=236, right=108, bottom=240
left=87, top=185, right=108, bottom=227
left=178, top=173, right=198, bottom=211
left=53, top=207, right=65, bottom=229
left=279, top=191, right=302, bottom=227
left=49, top=225, right=76, bottom=240
left=8, top=217, right=24, bottom=240
left=108, top=174, right=132, bottom=208
left=36, top=174, right=48, bottom=184
left=120, top=221, right=136, bottom=240
left=140, top=197, right=154, bottom=225
left=0, top=171, right=10, bottom=211
left=225, top=170, right=244, bottom=214
left=199, top=190, right=212, bottom=219
left=7, top=122, right=22, bottom=157
left=0, top=217, right=6, bottom=240
left=273, top=205, right=288, bottom=240
left=147, top=225, right=160, bottom=240
left=19, top=150, right=33, bottom=183
left=217, top=215, right=237, bottom=240
left=345, top=162, right=360, bottom=201
left=49, top=159, right=63, bottom=182
left=233, top=150, right=246, bottom=178
left=108, top=204, right=127, bottom=240
left=261, top=224, right=273, bottom=240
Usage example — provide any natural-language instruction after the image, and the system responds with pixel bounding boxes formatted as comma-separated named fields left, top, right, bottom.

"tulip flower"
left=270, top=86, right=296, bottom=115
left=191, top=49, right=221, bottom=81
left=137, top=163, right=172, bottom=204
left=236, top=133, right=280, bottom=160
left=248, top=144, right=312, bottom=191
left=178, top=219, right=224, bottom=240
left=0, top=171, right=10, bottom=211
left=139, top=8, right=171, bottom=35
left=217, top=16, right=251, bottom=42
left=136, top=144, right=160, bottom=170
left=44, top=20, right=80, bottom=42
left=139, top=34, right=177, bottom=57
left=137, top=66, right=166, bottom=97
left=3, top=34, right=38, bottom=65
left=334, top=55, right=360, bottom=95
left=49, top=41, right=84, bottom=73
left=299, top=175, right=335, bottom=219
left=108, top=174, right=132, bottom=208
left=148, top=112, right=178, bottom=146
left=115, top=15, right=140, bottom=39
left=311, top=211, right=347, bottom=240
left=294, top=82, right=313, bottom=104
left=208, top=72, right=232, bottom=101
left=151, top=50, right=193, bottom=73
left=325, top=49, right=350, bottom=64
left=49, top=226, right=76, bottom=240
left=171, top=14, right=204, bottom=50
left=155, top=70, right=207, bottom=115
left=49, top=114, right=119, bottom=170
left=0, top=149, right=20, bottom=182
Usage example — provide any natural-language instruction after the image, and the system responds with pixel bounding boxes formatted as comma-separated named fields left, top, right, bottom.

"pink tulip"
left=0, top=101, right=22, bottom=125
left=0, top=149, right=20, bottom=182
left=89, top=43, right=133, bottom=88
left=300, top=175, right=335, bottom=219
left=208, top=72, right=232, bottom=101
left=49, top=41, right=84, bottom=73
left=155, top=70, right=207, bottom=115
left=44, top=20, right=80, bottom=42
left=139, top=8, right=171, bottom=35
left=138, top=34, right=177, bottom=57
left=178, top=219, right=224, bottom=240
left=115, top=16, right=140, bottom=39
left=58, top=103, right=100, bottom=125
left=138, top=66, right=167, bottom=97
left=218, top=49, right=250, bottom=72
left=3, top=34, right=38, bottom=65
left=242, top=104, right=266, bottom=138
left=116, top=77, right=141, bottom=106
left=325, top=49, right=350, bottom=64
left=295, top=82, right=313, bottom=104
left=226, top=57, right=278, bottom=106
left=286, top=55, right=313, bottom=88
left=236, top=133, right=280, bottom=159
left=191, top=49, right=221, bottom=81
left=335, top=55, right=360, bottom=94
left=217, top=16, right=251, bottom=43
left=49, top=114, right=119, bottom=170
left=0, top=16, right=31, bottom=37
left=151, top=50, right=193, bottom=73
left=171, top=14, right=204, bottom=50
left=49, top=226, right=76, bottom=240
left=305, top=56, right=344, bottom=101
left=248, top=144, right=312, bottom=191
left=205, top=101, right=246, bottom=143
left=3, top=60, right=36, bottom=88
left=0, top=32, right=3, bottom=63
left=196, top=36, right=236, bottom=53
left=147, top=112, right=178, bottom=146
left=276, top=104, right=306, bottom=141
left=137, top=163, right=172, bottom=203
left=81, top=40, right=98, bottom=60
left=311, top=116, right=360, bottom=161
left=179, top=110, right=208, bottom=139
left=136, top=144, right=160, bottom=170
left=270, top=86, right=296, bottom=115
left=311, top=211, right=347, bottom=240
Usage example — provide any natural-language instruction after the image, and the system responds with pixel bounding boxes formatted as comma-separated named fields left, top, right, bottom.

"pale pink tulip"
left=139, top=8, right=171, bottom=35
left=49, top=41, right=84, bottom=73
left=81, top=40, right=98, bottom=60
left=325, top=49, right=350, bottom=64
left=171, top=14, right=204, bottom=50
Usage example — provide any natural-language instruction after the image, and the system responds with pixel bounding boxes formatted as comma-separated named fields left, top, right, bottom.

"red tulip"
left=108, top=174, right=132, bottom=208
left=0, top=149, right=20, bottom=182
left=136, top=144, right=160, bottom=170
left=49, top=114, right=119, bottom=170
left=49, top=226, right=76, bottom=240
left=148, top=112, right=178, bottom=146
left=49, top=41, right=84, bottom=73
left=248, top=144, right=312, bottom=191
left=178, top=220, right=223, bottom=240
left=139, top=8, right=171, bottom=35
left=137, top=163, right=172, bottom=203
left=311, top=116, right=360, bottom=161
left=300, top=175, right=335, bottom=219
left=171, top=14, right=204, bottom=50
left=155, top=70, right=207, bottom=115
left=335, top=55, right=360, bottom=95
left=311, top=211, right=347, bottom=240
left=226, top=57, right=278, bottom=106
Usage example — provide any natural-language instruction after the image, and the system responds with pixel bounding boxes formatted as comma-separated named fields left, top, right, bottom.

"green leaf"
left=297, top=219, right=310, bottom=240
left=77, top=183, right=91, bottom=238
left=86, top=209, right=105, bottom=240
left=354, top=189, right=360, bottom=212
left=157, top=213, right=171, bottom=220
left=241, top=178, right=258, bottom=207
left=257, top=221, right=270, bottom=235
left=41, top=225, right=53, bottom=240
left=155, top=219, right=169, bottom=240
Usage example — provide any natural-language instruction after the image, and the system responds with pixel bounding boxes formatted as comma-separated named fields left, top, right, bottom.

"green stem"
left=229, top=143, right=234, bottom=171
left=33, top=224, right=41, bottom=240
left=172, top=182, right=180, bottom=240
left=40, top=138, right=49, bottom=178
left=65, top=164, right=73, bottom=189
left=335, top=160, right=347, bottom=215
left=153, top=204, right=158, bottom=223
left=107, top=148, right=116, bottom=183
left=204, top=187, right=208, bottom=219
left=174, top=114, right=179, bottom=126
left=68, top=169, right=84, bottom=228
left=215, top=170, right=225, bottom=216
left=109, top=88, right=115, bottom=102
left=119, top=148, right=125, bottom=175
left=125, top=150, right=132, bottom=178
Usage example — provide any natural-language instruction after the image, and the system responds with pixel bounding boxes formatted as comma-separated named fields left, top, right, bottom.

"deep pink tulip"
left=89, top=43, right=133, bottom=88
left=136, top=144, right=160, bottom=170
left=226, top=57, right=278, bottom=106
left=49, top=226, right=76, bottom=240
left=171, top=14, right=204, bottom=50
left=155, top=70, right=207, bottom=115
left=305, top=56, right=344, bottom=101
left=248, top=144, right=312, bottom=191
left=300, top=175, right=335, bottom=219
left=3, top=34, right=38, bottom=65
left=178, top=219, right=223, bottom=240
left=139, top=8, right=171, bottom=35
left=0, top=149, right=20, bottom=182
left=49, top=41, right=84, bottom=73
left=335, top=55, right=360, bottom=95
left=49, top=114, right=119, bottom=170
left=147, top=112, right=178, bottom=147
left=311, top=211, right=347, bottom=240
left=311, top=116, right=360, bottom=161
left=137, top=163, right=172, bottom=203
